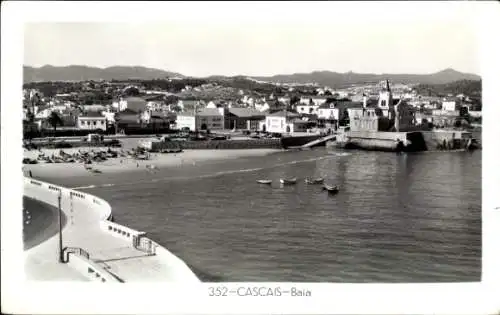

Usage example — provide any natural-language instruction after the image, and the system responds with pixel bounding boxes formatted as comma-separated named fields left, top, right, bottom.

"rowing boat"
left=323, top=184, right=339, bottom=193
left=280, top=178, right=297, bottom=185
left=257, top=179, right=272, bottom=185
left=305, top=177, right=324, bottom=184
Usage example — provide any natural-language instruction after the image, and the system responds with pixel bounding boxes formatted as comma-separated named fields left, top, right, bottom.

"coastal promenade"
left=24, top=177, right=200, bottom=282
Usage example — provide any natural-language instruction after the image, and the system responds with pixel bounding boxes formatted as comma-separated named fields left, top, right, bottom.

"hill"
left=23, top=65, right=184, bottom=83
left=413, top=80, right=482, bottom=98
left=250, top=68, right=481, bottom=87
left=23, top=65, right=480, bottom=87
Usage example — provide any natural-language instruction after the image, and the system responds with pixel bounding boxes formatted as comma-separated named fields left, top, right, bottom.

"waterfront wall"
left=150, top=138, right=282, bottom=151
left=66, top=253, right=122, bottom=283
left=143, top=135, right=323, bottom=151
left=23, top=177, right=199, bottom=282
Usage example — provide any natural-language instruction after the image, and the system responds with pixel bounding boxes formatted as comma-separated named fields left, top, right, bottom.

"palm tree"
left=47, top=111, right=63, bottom=135
left=113, top=112, right=121, bottom=135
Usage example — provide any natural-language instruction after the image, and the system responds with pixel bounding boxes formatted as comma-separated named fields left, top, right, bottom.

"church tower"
left=377, top=79, right=393, bottom=111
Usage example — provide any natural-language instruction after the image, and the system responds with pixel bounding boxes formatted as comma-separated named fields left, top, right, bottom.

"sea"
left=38, top=147, right=482, bottom=282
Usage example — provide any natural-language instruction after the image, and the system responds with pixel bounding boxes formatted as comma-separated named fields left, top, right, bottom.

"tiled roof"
left=197, top=108, right=223, bottom=116
left=124, top=97, right=146, bottom=102
left=80, top=111, right=105, bottom=118
left=267, top=110, right=300, bottom=118
left=119, top=108, right=138, bottom=115
left=228, top=107, right=265, bottom=118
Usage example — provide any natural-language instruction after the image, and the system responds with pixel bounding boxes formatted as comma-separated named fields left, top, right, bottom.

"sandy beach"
left=23, top=148, right=282, bottom=179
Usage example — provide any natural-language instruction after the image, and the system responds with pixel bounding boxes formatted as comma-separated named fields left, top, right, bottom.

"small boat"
left=323, top=184, right=339, bottom=194
left=257, top=179, right=272, bottom=185
left=279, top=178, right=297, bottom=185
left=305, top=177, right=324, bottom=184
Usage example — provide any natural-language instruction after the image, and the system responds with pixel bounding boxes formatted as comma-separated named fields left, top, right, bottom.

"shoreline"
left=23, top=148, right=283, bottom=179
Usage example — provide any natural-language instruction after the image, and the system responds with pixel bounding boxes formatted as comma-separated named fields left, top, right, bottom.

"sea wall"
left=23, top=177, right=199, bottom=282
left=148, top=138, right=282, bottom=151
left=338, top=131, right=429, bottom=152
left=281, top=135, right=323, bottom=148
left=420, top=130, right=473, bottom=150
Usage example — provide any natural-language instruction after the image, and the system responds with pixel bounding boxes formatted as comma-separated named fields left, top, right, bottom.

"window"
left=93, top=121, right=97, bottom=126
left=381, top=100, right=387, bottom=107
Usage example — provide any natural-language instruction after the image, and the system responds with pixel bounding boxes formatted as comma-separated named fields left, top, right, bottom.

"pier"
left=24, top=177, right=200, bottom=282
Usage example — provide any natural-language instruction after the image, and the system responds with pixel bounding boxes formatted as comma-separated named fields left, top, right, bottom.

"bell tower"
left=378, top=79, right=392, bottom=110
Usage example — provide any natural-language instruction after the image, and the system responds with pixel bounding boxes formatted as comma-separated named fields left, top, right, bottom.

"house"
left=82, top=104, right=106, bottom=112
left=442, top=99, right=460, bottom=112
left=175, top=108, right=225, bottom=131
left=264, top=110, right=305, bottom=134
left=224, top=108, right=266, bottom=130
left=296, top=104, right=320, bottom=115
left=77, top=112, right=107, bottom=131
left=116, top=97, right=147, bottom=112
left=299, top=96, right=327, bottom=106
left=317, top=102, right=340, bottom=128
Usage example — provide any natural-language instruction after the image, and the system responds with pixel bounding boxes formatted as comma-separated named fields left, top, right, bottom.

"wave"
left=327, top=151, right=352, bottom=157
left=70, top=184, right=97, bottom=190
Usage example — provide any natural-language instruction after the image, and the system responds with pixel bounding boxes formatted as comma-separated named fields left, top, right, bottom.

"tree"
left=47, top=111, right=63, bottom=134
left=170, top=105, right=182, bottom=113
left=113, top=112, right=121, bottom=135
left=290, top=95, right=300, bottom=105
left=164, top=95, right=180, bottom=105
left=459, top=105, right=471, bottom=124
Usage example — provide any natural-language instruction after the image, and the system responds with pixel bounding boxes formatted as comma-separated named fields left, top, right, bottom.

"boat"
left=256, top=179, right=272, bottom=185
left=279, top=178, right=297, bottom=185
left=305, top=177, right=324, bottom=184
left=323, top=184, right=339, bottom=194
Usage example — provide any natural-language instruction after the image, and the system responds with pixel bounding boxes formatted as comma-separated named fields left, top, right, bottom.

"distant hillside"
left=413, top=80, right=482, bottom=98
left=23, top=65, right=481, bottom=87
left=250, top=68, right=481, bottom=87
left=23, top=65, right=184, bottom=83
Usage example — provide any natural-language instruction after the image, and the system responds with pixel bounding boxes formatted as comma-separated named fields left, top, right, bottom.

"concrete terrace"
left=24, top=183, right=199, bottom=282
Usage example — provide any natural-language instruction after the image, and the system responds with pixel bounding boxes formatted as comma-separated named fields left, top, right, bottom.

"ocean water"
left=40, top=148, right=482, bottom=282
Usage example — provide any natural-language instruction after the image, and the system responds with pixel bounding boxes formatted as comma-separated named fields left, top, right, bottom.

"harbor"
left=26, top=146, right=482, bottom=282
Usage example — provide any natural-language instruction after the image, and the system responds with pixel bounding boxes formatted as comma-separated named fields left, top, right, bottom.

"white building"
left=175, top=108, right=225, bottom=131
left=146, top=101, right=164, bottom=112
left=317, top=103, right=340, bottom=121
left=442, top=100, right=459, bottom=112
left=114, top=97, right=147, bottom=112
left=264, top=110, right=305, bottom=133
left=296, top=104, right=320, bottom=115
left=299, top=96, right=327, bottom=106
left=77, top=112, right=107, bottom=131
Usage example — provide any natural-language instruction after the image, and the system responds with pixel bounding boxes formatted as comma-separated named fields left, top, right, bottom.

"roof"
left=267, top=110, right=300, bottom=118
left=197, top=108, right=223, bottom=116
left=124, top=97, right=146, bottom=103
left=79, top=111, right=105, bottom=118
left=228, top=108, right=265, bottom=118
left=119, top=108, right=138, bottom=115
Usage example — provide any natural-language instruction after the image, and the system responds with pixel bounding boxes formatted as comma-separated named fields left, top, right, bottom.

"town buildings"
left=264, top=110, right=310, bottom=134
left=77, top=112, right=107, bottom=131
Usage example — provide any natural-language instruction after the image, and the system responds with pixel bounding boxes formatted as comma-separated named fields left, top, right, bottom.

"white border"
left=2, top=2, right=499, bottom=314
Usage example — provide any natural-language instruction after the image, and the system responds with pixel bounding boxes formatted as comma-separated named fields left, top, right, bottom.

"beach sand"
left=23, top=148, right=282, bottom=179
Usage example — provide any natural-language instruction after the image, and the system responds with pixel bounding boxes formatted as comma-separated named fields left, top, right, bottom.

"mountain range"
left=23, top=65, right=480, bottom=86
left=23, top=65, right=184, bottom=83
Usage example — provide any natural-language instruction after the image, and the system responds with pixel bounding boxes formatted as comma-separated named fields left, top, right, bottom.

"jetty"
left=301, top=134, right=337, bottom=148
left=24, top=177, right=200, bottom=282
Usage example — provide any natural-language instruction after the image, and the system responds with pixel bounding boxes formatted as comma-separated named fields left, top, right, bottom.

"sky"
left=22, top=2, right=482, bottom=77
